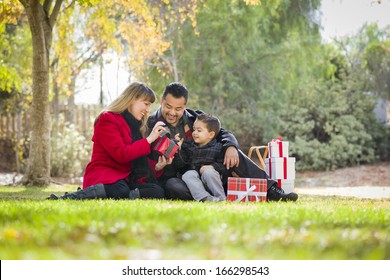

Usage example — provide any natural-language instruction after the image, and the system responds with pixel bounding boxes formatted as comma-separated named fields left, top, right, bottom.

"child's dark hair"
left=196, top=113, right=221, bottom=136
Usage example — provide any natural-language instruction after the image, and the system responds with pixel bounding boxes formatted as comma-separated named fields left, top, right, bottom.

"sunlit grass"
left=0, top=185, right=389, bottom=260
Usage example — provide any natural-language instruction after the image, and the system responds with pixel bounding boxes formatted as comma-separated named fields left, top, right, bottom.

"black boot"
left=129, top=188, right=140, bottom=200
left=47, top=184, right=106, bottom=200
left=267, top=184, right=298, bottom=202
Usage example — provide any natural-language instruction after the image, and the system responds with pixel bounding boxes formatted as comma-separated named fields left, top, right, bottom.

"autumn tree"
left=143, top=0, right=204, bottom=84
left=7, top=0, right=64, bottom=186
left=1, top=0, right=104, bottom=185
left=0, top=1, right=28, bottom=110
left=0, top=0, right=204, bottom=183
left=51, top=0, right=198, bottom=113
left=0, top=21, right=32, bottom=113
left=52, top=2, right=107, bottom=124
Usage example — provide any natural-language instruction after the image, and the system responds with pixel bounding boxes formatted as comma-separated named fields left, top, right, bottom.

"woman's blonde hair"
left=95, top=82, right=156, bottom=135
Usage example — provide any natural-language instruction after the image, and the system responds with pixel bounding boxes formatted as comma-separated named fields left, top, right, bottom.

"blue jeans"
left=104, top=179, right=165, bottom=199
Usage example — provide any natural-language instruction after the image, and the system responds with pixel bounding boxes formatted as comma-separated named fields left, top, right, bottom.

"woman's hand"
left=155, top=155, right=173, bottom=171
left=146, top=121, right=166, bottom=144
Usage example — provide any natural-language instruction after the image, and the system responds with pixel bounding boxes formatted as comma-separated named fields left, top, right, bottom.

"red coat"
left=82, top=112, right=158, bottom=189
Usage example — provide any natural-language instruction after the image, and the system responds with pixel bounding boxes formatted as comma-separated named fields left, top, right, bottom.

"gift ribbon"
left=165, top=140, right=178, bottom=158
left=228, top=178, right=267, bottom=202
left=278, top=141, right=283, bottom=158
left=153, top=136, right=178, bottom=159
left=268, top=158, right=288, bottom=179
left=268, top=136, right=283, bottom=157
left=154, top=136, right=165, bottom=149
left=235, top=178, right=258, bottom=202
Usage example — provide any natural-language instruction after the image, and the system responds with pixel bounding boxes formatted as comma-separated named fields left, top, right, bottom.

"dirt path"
left=295, top=162, right=390, bottom=199
left=296, top=186, right=390, bottom=199
left=296, top=161, right=390, bottom=188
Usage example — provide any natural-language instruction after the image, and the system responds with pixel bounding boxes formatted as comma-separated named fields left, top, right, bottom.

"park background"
left=0, top=0, right=389, bottom=184
left=0, top=0, right=390, bottom=262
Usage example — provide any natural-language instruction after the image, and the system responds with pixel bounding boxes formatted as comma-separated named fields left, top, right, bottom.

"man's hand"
left=174, top=133, right=184, bottom=149
left=224, top=146, right=239, bottom=170
left=155, top=155, right=173, bottom=172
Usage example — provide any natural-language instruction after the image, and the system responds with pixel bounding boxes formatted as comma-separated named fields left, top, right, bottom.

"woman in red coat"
left=48, top=82, right=170, bottom=200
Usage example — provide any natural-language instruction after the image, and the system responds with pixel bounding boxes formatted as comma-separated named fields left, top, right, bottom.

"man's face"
left=160, top=93, right=186, bottom=127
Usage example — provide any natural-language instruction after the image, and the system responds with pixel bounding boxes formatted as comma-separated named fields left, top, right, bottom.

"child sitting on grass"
left=176, top=113, right=228, bottom=202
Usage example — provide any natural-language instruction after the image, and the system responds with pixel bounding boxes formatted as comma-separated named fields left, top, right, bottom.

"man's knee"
left=165, top=177, right=186, bottom=189
left=234, top=149, right=269, bottom=179
left=164, top=177, right=193, bottom=200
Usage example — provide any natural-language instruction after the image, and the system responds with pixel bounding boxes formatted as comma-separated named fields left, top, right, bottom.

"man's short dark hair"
left=163, top=82, right=189, bottom=103
left=196, top=113, right=221, bottom=137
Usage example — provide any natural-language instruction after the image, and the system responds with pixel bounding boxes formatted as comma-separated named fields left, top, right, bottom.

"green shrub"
left=50, top=117, right=91, bottom=177
left=280, top=82, right=379, bottom=170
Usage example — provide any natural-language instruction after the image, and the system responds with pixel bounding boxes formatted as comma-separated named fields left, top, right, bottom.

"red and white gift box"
left=227, top=177, right=267, bottom=202
left=268, top=138, right=289, bottom=158
left=152, top=136, right=179, bottom=159
left=276, top=179, right=295, bottom=194
left=265, top=157, right=296, bottom=180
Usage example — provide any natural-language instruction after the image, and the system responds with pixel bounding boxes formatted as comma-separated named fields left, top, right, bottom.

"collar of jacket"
left=156, top=107, right=192, bottom=137
left=193, top=138, right=218, bottom=149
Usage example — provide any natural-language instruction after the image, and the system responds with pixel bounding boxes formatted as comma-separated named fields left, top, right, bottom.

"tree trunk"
left=99, top=55, right=104, bottom=105
left=66, top=77, right=76, bottom=124
left=20, top=0, right=63, bottom=186
left=169, top=42, right=179, bottom=82
left=51, top=57, right=59, bottom=137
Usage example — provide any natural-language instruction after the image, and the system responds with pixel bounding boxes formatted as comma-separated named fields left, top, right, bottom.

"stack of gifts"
left=265, top=137, right=295, bottom=194
left=227, top=177, right=267, bottom=203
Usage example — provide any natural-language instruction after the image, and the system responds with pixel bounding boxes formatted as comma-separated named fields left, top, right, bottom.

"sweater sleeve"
left=94, top=113, right=151, bottom=164
left=211, top=143, right=229, bottom=175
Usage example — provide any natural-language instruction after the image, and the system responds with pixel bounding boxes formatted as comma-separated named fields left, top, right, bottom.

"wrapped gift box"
left=276, top=179, right=295, bottom=194
left=265, top=157, right=296, bottom=180
left=268, top=140, right=289, bottom=158
left=227, top=177, right=267, bottom=202
left=152, top=136, right=179, bottom=159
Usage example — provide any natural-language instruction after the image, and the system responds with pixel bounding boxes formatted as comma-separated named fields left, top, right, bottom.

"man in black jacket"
left=147, top=82, right=298, bottom=202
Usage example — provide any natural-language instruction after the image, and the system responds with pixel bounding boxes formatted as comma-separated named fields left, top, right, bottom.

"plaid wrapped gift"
left=227, top=177, right=267, bottom=202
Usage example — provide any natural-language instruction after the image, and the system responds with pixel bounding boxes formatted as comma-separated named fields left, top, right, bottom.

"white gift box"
left=276, top=179, right=295, bottom=194
left=268, top=141, right=289, bottom=158
left=265, top=157, right=296, bottom=180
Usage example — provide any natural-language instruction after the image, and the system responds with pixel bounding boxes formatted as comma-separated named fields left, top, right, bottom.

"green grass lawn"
left=0, top=185, right=389, bottom=260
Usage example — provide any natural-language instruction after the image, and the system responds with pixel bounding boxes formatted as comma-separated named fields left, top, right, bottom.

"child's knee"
left=182, top=170, right=199, bottom=181
left=202, top=167, right=218, bottom=178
